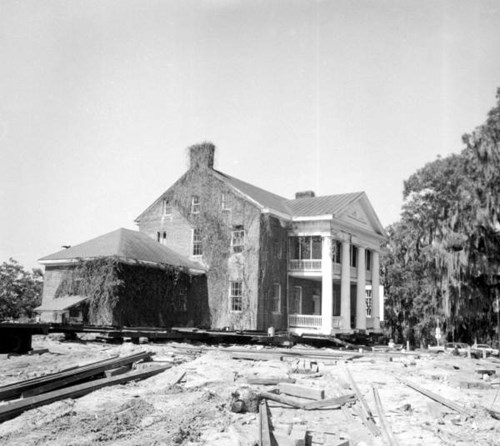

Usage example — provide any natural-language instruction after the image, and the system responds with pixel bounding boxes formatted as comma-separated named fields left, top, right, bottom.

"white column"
left=321, top=235, right=333, bottom=335
left=356, top=246, right=366, bottom=330
left=340, top=240, right=351, bottom=330
left=371, top=251, right=381, bottom=330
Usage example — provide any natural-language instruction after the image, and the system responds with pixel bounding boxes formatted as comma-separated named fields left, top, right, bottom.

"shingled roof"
left=39, top=228, right=205, bottom=273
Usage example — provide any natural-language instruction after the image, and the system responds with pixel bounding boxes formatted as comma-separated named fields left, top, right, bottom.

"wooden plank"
left=345, top=367, right=380, bottom=437
left=259, top=399, right=273, bottom=446
left=260, top=392, right=355, bottom=411
left=278, top=383, right=325, bottom=400
left=0, top=351, right=150, bottom=401
left=303, top=393, right=356, bottom=410
left=372, top=387, right=400, bottom=446
left=104, top=365, right=131, bottom=378
left=396, top=376, right=472, bottom=416
left=260, top=391, right=307, bottom=409
left=0, top=365, right=171, bottom=422
left=231, top=352, right=283, bottom=361
left=246, top=376, right=296, bottom=385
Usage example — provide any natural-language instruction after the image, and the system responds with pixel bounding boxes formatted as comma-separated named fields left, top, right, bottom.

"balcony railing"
left=289, top=260, right=372, bottom=279
left=289, top=259, right=322, bottom=271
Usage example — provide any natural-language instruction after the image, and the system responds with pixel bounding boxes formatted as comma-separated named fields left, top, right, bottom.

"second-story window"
left=350, top=245, right=358, bottom=268
left=231, top=226, right=245, bottom=253
left=289, top=236, right=322, bottom=260
left=192, top=229, right=202, bottom=256
left=163, top=199, right=172, bottom=218
left=366, top=250, right=372, bottom=271
left=221, top=193, right=231, bottom=211
left=191, top=195, right=200, bottom=214
left=332, top=241, right=342, bottom=263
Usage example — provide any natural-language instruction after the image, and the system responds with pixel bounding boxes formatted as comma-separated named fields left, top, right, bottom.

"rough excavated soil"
left=1, top=334, right=500, bottom=445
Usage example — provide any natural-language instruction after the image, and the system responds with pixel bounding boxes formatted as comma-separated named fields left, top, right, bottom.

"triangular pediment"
left=337, top=194, right=387, bottom=238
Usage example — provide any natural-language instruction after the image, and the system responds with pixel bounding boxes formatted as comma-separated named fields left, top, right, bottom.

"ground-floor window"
left=292, top=286, right=302, bottom=313
left=192, top=229, right=203, bottom=256
left=230, top=281, right=243, bottom=311
left=365, top=288, right=373, bottom=317
left=272, top=283, right=281, bottom=313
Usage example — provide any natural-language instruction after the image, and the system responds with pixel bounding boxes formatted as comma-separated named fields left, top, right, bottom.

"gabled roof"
left=287, top=192, right=364, bottom=217
left=134, top=166, right=386, bottom=238
left=213, top=170, right=292, bottom=216
left=39, top=228, right=205, bottom=273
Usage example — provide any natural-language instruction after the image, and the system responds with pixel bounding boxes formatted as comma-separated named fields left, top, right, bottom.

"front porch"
left=287, top=234, right=382, bottom=335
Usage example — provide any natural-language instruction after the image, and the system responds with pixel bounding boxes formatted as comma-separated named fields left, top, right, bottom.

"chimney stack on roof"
left=189, top=142, right=215, bottom=170
left=295, top=190, right=315, bottom=199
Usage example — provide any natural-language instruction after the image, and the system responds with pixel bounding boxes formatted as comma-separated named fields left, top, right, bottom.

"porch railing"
left=289, top=314, right=344, bottom=330
left=289, top=259, right=322, bottom=271
left=288, top=314, right=322, bottom=328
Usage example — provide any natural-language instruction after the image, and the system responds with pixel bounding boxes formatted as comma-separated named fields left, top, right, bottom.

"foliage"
left=162, top=142, right=265, bottom=329
left=0, top=258, right=43, bottom=320
left=383, top=89, right=500, bottom=346
left=55, top=257, right=123, bottom=325
left=55, top=256, right=205, bottom=327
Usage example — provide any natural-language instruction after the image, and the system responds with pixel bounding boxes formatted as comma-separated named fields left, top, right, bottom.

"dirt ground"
left=1, top=334, right=500, bottom=446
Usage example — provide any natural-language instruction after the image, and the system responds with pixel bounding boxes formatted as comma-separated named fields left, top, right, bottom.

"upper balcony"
left=288, top=259, right=372, bottom=281
left=287, top=235, right=373, bottom=281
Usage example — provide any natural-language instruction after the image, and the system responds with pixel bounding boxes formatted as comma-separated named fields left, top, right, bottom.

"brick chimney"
left=189, top=142, right=215, bottom=170
left=295, top=190, right=315, bottom=199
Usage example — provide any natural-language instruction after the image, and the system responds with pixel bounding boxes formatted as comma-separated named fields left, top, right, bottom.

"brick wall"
left=258, top=215, right=289, bottom=331
left=135, top=169, right=261, bottom=330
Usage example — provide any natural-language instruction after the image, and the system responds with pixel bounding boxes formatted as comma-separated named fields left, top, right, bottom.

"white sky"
left=1, top=0, right=500, bottom=270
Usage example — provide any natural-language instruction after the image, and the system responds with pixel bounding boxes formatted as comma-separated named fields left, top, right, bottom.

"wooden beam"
left=372, top=386, right=400, bottom=446
left=278, top=383, right=324, bottom=400
left=246, top=377, right=296, bottom=385
left=231, top=352, right=283, bottom=361
left=259, top=391, right=355, bottom=411
left=345, top=367, right=380, bottom=437
left=0, top=351, right=150, bottom=401
left=0, top=365, right=171, bottom=422
left=259, top=399, right=273, bottom=446
left=396, top=376, right=472, bottom=416
left=303, top=393, right=356, bottom=410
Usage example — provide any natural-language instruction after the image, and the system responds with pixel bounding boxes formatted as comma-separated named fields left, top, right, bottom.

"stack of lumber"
left=0, top=351, right=170, bottom=423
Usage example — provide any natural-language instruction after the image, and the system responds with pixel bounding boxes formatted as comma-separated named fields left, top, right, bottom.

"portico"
left=286, top=204, right=386, bottom=335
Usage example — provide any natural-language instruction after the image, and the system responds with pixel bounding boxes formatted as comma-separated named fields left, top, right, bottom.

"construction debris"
left=0, top=351, right=151, bottom=401
left=0, top=365, right=170, bottom=422
left=259, top=399, right=274, bottom=446
left=396, top=376, right=473, bottom=416
left=2, top=337, right=500, bottom=445
left=372, top=386, right=400, bottom=446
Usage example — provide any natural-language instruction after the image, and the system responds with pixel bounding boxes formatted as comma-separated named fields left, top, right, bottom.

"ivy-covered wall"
left=258, top=214, right=289, bottom=331
left=45, top=258, right=209, bottom=328
left=136, top=143, right=263, bottom=330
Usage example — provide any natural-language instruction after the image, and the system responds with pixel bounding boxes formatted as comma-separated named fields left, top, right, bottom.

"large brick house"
left=135, top=143, right=388, bottom=335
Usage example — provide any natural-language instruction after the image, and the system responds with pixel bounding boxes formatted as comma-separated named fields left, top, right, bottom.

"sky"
left=1, top=0, right=500, bottom=270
